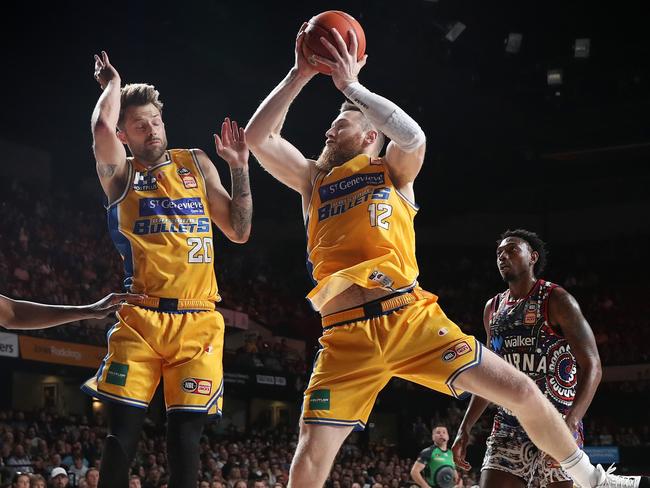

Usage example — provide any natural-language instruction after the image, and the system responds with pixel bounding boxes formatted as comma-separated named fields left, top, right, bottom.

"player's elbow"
left=92, top=117, right=115, bottom=134
left=228, top=229, right=251, bottom=244
left=400, top=130, right=426, bottom=154
left=589, top=358, right=603, bottom=384
left=244, top=126, right=274, bottom=152
left=243, top=127, right=263, bottom=148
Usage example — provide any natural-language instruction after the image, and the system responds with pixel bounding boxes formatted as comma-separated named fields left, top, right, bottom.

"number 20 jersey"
left=108, top=149, right=218, bottom=301
left=306, top=154, right=419, bottom=310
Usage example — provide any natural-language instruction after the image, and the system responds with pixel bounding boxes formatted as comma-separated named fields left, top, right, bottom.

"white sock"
left=560, top=449, right=599, bottom=487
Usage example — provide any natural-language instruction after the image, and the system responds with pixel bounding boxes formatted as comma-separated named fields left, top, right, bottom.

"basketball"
left=301, top=10, right=366, bottom=75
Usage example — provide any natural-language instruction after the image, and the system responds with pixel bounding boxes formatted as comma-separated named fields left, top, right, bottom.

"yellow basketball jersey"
left=306, top=154, right=419, bottom=310
left=108, top=149, right=218, bottom=301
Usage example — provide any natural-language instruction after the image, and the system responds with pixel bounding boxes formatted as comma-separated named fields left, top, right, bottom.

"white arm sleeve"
left=342, top=82, right=426, bottom=153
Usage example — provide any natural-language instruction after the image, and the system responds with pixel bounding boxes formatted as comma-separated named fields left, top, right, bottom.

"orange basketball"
left=301, top=10, right=366, bottom=75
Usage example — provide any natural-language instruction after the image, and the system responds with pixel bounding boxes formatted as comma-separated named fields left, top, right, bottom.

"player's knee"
left=508, top=374, right=541, bottom=411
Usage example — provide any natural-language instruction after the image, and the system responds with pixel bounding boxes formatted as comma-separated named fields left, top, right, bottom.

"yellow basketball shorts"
left=82, top=305, right=225, bottom=417
left=302, top=291, right=482, bottom=430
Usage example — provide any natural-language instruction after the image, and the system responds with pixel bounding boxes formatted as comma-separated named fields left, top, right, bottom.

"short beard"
left=315, top=139, right=363, bottom=172
left=134, top=138, right=168, bottom=165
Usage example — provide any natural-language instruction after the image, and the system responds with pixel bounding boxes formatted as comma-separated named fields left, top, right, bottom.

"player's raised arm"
left=316, top=29, right=426, bottom=192
left=194, top=119, right=252, bottom=244
left=0, top=293, right=140, bottom=330
left=245, top=24, right=319, bottom=197
left=91, top=51, right=128, bottom=203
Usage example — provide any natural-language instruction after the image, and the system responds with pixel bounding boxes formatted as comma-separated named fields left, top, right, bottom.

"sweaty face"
left=316, top=112, right=367, bottom=172
left=496, top=237, right=537, bottom=282
left=432, top=427, right=449, bottom=446
left=120, top=103, right=168, bottom=164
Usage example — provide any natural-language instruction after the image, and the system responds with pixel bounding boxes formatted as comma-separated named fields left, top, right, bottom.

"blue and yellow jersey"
left=306, top=154, right=419, bottom=310
left=108, top=149, right=218, bottom=301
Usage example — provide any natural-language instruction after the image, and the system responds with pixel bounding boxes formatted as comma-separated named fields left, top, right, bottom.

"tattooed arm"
left=228, top=166, right=252, bottom=241
left=194, top=119, right=252, bottom=243
left=91, top=51, right=128, bottom=204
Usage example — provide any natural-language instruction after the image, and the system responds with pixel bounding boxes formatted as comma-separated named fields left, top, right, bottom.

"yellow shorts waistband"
left=321, top=288, right=434, bottom=328
left=136, top=296, right=216, bottom=312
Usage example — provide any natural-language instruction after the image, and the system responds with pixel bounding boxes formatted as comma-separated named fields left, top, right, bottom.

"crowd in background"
left=2, top=398, right=650, bottom=488
left=2, top=182, right=649, bottom=366
left=0, top=408, right=483, bottom=488
left=2, top=183, right=650, bottom=487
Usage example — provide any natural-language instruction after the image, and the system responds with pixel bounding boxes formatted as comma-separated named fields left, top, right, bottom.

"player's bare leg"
left=288, top=421, right=353, bottom=487
left=455, top=348, right=650, bottom=488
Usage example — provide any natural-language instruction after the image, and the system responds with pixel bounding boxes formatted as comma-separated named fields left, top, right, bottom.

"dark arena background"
left=1, top=1, right=649, bottom=487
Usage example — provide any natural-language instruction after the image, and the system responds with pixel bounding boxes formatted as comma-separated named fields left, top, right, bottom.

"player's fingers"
left=358, top=54, right=368, bottom=69
left=238, top=127, right=246, bottom=144
left=103, top=304, right=122, bottom=315
left=330, top=28, right=348, bottom=56
left=214, top=133, right=224, bottom=152
left=222, top=118, right=232, bottom=143
left=348, top=29, right=357, bottom=56
left=109, top=293, right=144, bottom=305
left=102, top=50, right=109, bottom=65
left=297, top=22, right=307, bottom=37
left=311, top=55, right=336, bottom=69
left=231, top=120, right=240, bottom=142
left=319, top=37, right=342, bottom=61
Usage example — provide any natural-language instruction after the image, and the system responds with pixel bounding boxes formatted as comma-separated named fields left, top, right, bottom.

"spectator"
left=30, top=475, right=47, bottom=488
left=50, top=468, right=69, bottom=488
left=128, top=475, right=142, bottom=488
left=7, top=445, right=32, bottom=474
left=13, top=473, right=31, bottom=488
left=67, top=455, right=88, bottom=487
left=84, top=469, right=98, bottom=488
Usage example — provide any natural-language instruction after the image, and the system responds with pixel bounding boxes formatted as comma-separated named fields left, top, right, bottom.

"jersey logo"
left=139, top=197, right=205, bottom=216
left=133, top=171, right=158, bottom=191
left=369, top=270, right=394, bottom=288
left=178, top=167, right=198, bottom=189
left=181, top=378, right=212, bottom=395
left=319, top=172, right=385, bottom=202
left=490, top=335, right=504, bottom=352
left=442, top=341, right=472, bottom=362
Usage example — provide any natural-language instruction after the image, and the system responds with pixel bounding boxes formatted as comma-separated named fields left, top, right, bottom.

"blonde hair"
left=118, top=83, right=164, bottom=128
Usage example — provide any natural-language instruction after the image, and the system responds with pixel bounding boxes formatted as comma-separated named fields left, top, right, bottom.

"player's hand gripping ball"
left=301, top=10, right=366, bottom=75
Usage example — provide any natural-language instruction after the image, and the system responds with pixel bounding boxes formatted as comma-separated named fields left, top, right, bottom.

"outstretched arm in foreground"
left=0, top=293, right=140, bottom=330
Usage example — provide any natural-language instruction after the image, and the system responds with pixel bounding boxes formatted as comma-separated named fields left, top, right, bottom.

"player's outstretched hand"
left=93, top=50, right=120, bottom=90
left=214, top=118, right=249, bottom=168
left=85, top=293, right=143, bottom=319
left=294, top=23, right=319, bottom=79
left=313, top=28, right=368, bottom=91
left=451, top=431, right=472, bottom=471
